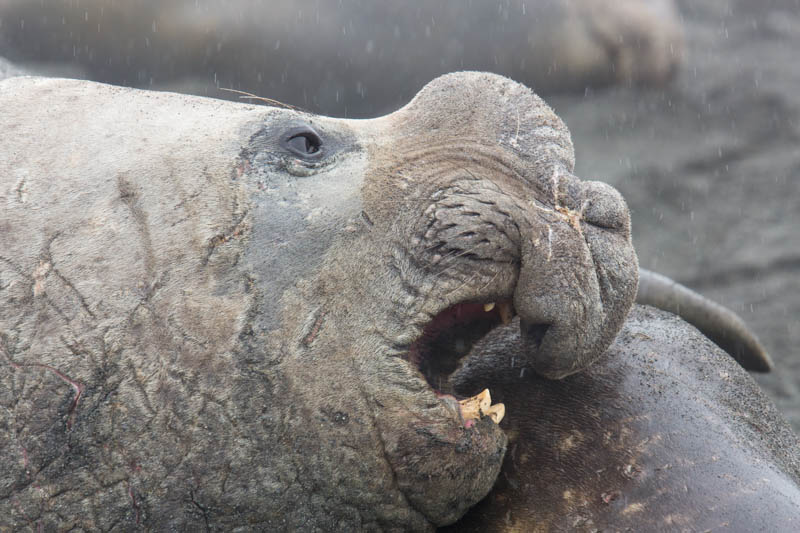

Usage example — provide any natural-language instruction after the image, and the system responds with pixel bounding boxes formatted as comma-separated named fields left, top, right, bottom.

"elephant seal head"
left=241, top=72, right=638, bottom=523
left=0, top=72, right=637, bottom=529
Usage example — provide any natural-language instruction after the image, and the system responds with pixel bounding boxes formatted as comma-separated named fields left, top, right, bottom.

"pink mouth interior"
left=407, top=301, right=506, bottom=392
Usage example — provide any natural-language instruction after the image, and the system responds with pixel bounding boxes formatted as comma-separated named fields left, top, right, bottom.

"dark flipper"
left=636, top=268, right=773, bottom=372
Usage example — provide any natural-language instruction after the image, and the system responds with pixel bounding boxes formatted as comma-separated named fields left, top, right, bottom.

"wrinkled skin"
left=0, top=0, right=684, bottom=116
left=445, top=306, right=800, bottom=531
left=0, top=73, right=637, bottom=530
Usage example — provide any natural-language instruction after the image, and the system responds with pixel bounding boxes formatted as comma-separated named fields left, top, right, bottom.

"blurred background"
left=1, top=0, right=798, bottom=429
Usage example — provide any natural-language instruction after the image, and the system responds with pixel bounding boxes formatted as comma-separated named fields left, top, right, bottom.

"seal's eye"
left=283, top=127, right=322, bottom=158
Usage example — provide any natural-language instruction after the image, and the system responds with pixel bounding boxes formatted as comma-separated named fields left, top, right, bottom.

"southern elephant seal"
left=446, top=305, right=800, bottom=532
left=0, top=0, right=684, bottom=116
left=0, top=73, right=639, bottom=529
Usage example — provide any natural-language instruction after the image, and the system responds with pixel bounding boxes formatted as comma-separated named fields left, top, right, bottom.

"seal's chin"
left=403, top=300, right=518, bottom=425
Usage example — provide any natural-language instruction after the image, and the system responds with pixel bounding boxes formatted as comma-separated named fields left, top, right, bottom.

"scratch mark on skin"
left=203, top=205, right=249, bottom=265
left=33, top=363, right=84, bottom=430
left=32, top=260, right=50, bottom=297
left=12, top=498, right=37, bottom=528
left=547, top=226, right=554, bottom=261
left=117, top=174, right=156, bottom=279
left=14, top=175, right=27, bottom=203
left=0, top=255, right=74, bottom=330
left=1, top=343, right=84, bottom=430
left=301, top=309, right=327, bottom=347
left=20, top=446, right=31, bottom=478
left=50, top=265, right=97, bottom=320
left=37, top=234, right=98, bottom=319
left=128, top=482, right=142, bottom=525
left=190, top=489, right=212, bottom=532
left=126, top=271, right=169, bottom=329
left=361, top=210, right=374, bottom=226
left=509, top=108, right=522, bottom=148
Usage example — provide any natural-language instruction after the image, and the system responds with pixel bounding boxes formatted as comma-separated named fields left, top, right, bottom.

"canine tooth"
left=457, top=389, right=505, bottom=424
left=477, top=388, right=491, bottom=412
left=484, top=403, right=505, bottom=424
left=483, top=302, right=496, bottom=312
left=498, top=302, right=514, bottom=325
left=458, top=389, right=489, bottom=420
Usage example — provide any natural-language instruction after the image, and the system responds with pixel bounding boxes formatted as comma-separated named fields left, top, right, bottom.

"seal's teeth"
left=484, top=403, right=505, bottom=424
left=458, top=389, right=505, bottom=424
left=477, top=388, right=491, bottom=412
left=458, top=389, right=490, bottom=419
left=483, top=302, right=496, bottom=312
left=498, top=302, right=514, bottom=325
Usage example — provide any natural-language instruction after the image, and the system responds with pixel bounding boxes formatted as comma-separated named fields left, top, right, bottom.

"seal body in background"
left=446, top=305, right=800, bottom=532
left=0, top=0, right=684, bottom=116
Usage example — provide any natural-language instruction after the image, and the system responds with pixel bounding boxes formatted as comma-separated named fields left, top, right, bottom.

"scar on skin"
left=622, top=502, right=645, bottom=515
left=32, top=260, right=51, bottom=297
left=301, top=309, right=327, bottom=347
left=14, top=175, right=28, bottom=203
left=3, top=347, right=84, bottom=430
left=128, top=483, right=141, bottom=525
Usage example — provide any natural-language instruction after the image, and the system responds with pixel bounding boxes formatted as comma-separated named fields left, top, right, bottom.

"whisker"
left=445, top=272, right=480, bottom=298
left=219, top=88, right=308, bottom=112
left=428, top=245, right=487, bottom=280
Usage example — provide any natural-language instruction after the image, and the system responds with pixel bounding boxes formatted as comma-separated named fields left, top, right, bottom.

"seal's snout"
left=382, top=72, right=638, bottom=381
left=509, top=171, right=638, bottom=379
left=581, top=180, right=631, bottom=233
left=521, top=321, right=550, bottom=350
left=520, top=320, right=554, bottom=374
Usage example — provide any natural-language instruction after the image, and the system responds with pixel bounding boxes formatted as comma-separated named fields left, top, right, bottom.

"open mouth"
left=403, top=298, right=533, bottom=426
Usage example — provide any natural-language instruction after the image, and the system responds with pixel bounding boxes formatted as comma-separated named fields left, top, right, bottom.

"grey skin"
left=0, top=73, right=639, bottom=530
left=445, top=306, right=800, bottom=532
left=0, top=0, right=684, bottom=117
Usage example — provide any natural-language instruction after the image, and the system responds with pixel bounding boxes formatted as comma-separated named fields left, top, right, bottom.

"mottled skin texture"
left=0, top=73, right=637, bottom=530
left=0, top=0, right=683, bottom=116
left=445, top=306, right=800, bottom=532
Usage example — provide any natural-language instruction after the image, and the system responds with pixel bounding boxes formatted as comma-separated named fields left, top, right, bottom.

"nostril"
left=521, top=320, right=550, bottom=350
